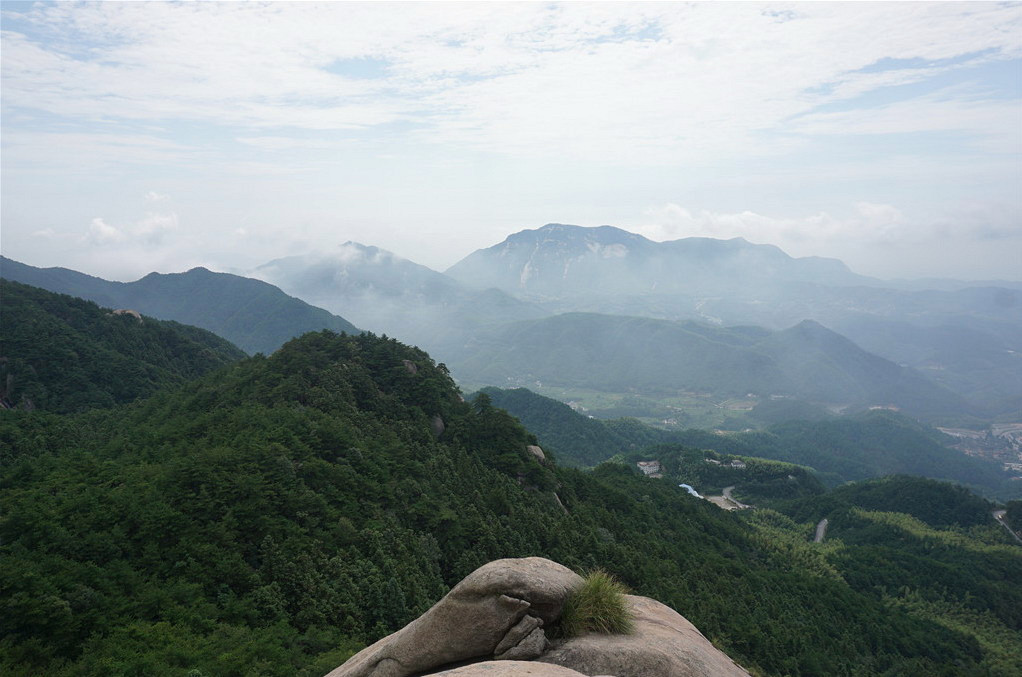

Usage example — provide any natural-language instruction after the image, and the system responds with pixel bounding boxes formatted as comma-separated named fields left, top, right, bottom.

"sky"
left=1, top=1, right=1020, bottom=282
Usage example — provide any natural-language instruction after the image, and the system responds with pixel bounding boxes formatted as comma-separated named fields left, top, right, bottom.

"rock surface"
left=431, top=414, right=446, bottom=438
left=325, top=558, right=749, bottom=677
left=539, top=595, right=749, bottom=676
left=325, top=558, right=581, bottom=677
left=429, top=661, right=596, bottom=676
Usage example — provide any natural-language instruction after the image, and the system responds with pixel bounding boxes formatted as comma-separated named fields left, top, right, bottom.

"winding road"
left=993, top=510, right=1022, bottom=545
left=721, top=485, right=752, bottom=510
left=814, top=518, right=829, bottom=543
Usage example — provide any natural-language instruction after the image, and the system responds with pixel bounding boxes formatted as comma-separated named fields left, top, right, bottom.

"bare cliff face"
left=325, top=557, right=749, bottom=677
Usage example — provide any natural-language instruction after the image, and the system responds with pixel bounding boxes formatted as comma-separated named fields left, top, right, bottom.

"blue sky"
left=2, top=1, right=1020, bottom=281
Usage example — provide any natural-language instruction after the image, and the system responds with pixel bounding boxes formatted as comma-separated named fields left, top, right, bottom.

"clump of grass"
left=559, top=569, right=634, bottom=637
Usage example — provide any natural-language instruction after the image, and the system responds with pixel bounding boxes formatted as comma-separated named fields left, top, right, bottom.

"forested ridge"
left=1, top=257, right=361, bottom=355
left=2, top=329, right=1020, bottom=675
left=0, top=280, right=246, bottom=412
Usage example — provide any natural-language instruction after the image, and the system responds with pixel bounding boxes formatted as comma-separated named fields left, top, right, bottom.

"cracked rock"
left=325, top=558, right=580, bottom=677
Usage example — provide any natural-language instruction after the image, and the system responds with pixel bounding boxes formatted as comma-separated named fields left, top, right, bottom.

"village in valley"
left=938, top=423, right=1022, bottom=479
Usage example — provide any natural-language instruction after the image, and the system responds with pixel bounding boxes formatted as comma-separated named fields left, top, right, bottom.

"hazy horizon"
left=2, top=2, right=1020, bottom=282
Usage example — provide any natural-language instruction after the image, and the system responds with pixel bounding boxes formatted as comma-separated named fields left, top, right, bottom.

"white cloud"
left=638, top=201, right=964, bottom=248
left=132, top=212, right=178, bottom=245
left=83, top=212, right=177, bottom=247
left=2, top=2, right=1020, bottom=281
left=790, top=92, right=1022, bottom=149
left=2, top=2, right=1019, bottom=163
left=1, top=131, right=203, bottom=175
left=86, top=217, right=125, bottom=245
left=634, top=199, right=1022, bottom=279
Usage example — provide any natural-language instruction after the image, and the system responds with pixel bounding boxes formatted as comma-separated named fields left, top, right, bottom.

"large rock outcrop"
left=326, top=558, right=582, bottom=677
left=539, top=595, right=748, bottom=676
left=429, top=661, right=597, bottom=676
left=326, top=557, right=749, bottom=677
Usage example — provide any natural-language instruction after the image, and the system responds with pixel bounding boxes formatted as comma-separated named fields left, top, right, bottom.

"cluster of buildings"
left=636, top=457, right=748, bottom=477
left=704, top=458, right=747, bottom=469
left=636, top=460, right=662, bottom=478
left=938, top=423, right=1022, bottom=477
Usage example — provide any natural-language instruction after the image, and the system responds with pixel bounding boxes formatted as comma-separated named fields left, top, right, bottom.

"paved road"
left=814, top=518, right=829, bottom=543
left=993, top=509, right=1022, bottom=545
left=722, top=485, right=752, bottom=510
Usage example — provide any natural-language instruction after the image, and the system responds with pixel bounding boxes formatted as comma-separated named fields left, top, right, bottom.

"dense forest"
left=3, top=326, right=1021, bottom=675
left=0, top=280, right=245, bottom=412
left=768, top=477, right=1022, bottom=675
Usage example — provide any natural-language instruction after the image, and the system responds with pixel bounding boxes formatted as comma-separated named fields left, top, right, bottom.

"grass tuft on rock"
left=559, top=569, right=634, bottom=637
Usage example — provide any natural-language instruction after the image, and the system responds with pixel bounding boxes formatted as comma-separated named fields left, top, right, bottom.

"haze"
left=2, top=1, right=1020, bottom=281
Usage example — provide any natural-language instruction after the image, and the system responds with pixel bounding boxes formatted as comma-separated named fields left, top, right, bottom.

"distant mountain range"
left=446, top=223, right=873, bottom=298
left=5, top=223, right=1019, bottom=419
left=445, top=224, right=1021, bottom=418
left=1, top=256, right=359, bottom=355
left=243, top=225, right=1021, bottom=418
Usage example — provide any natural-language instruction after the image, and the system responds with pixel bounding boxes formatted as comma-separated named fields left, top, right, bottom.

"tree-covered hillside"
left=0, top=280, right=245, bottom=412
left=3, top=331, right=1012, bottom=676
left=480, top=386, right=639, bottom=466
left=782, top=475, right=997, bottom=529
left=1, top=257, right=360, bottom=354
left=763, top=476, right=1022, bottom=675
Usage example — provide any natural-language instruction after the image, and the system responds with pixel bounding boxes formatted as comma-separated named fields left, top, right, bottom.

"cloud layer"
left=2, top=2, right=1020, bottom=280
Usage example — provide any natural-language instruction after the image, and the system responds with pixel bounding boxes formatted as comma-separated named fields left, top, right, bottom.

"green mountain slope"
left=479, top=386, right=639, bottom=466
left=626, top=443, right=828, bottom=505
left=1, top=257, right=359, bottom=354
left=782, top=475, right=997, bottom=529
left=764, top=476, right=1022, bottom=674
left=0, top=280, right=245, bottom=412
left=2, top=330, right=1003, bottom=676
left=454, top=312, right=966, bottom=418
